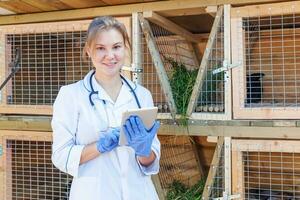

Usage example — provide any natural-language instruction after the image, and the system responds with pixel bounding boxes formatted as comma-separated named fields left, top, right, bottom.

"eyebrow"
left=95, top=42, right=123, bottom=46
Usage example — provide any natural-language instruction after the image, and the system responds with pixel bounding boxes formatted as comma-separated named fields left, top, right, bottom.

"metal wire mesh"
left=241, top=13, right=300, bottom=108
left=1, top=22, right=91, bottom=106
left=5, top=139, right=72, bottom=200
left=243, top=151, right=300, bottom=200
left=158, top=135, right=201, bottom=189
left=207, top=141, right=225, bottom=199
left=195, top=12, right=225, bottom=113
left=141, top=21, right=199, bottom=113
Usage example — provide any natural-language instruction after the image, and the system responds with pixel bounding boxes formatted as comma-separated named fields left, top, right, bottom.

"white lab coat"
left=51, top=70, right=160, bottom=200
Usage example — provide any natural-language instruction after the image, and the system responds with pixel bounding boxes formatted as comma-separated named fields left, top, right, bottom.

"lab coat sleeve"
left=137, top=88, right=161, bottom=175
left=51, top=85, right=84, bottom=178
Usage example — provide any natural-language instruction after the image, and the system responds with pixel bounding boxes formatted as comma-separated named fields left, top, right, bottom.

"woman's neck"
left=94, top=72, right=122, bottom=102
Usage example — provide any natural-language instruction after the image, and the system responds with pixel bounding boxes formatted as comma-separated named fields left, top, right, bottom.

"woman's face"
left=88, top=28, right=126, bottom=78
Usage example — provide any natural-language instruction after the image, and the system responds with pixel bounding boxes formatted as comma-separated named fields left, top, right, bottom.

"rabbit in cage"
left=246, top=72, right=265, bottom=104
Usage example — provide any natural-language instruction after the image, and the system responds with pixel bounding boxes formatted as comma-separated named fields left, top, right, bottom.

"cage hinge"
left=122, top=64, right=143, bottom=73
left=213, top=192, right=241, bottom=200
left=212, top=60, right=241, bottom=75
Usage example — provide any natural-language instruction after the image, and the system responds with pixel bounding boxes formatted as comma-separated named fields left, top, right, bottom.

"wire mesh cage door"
left=0, top=18, right=131, bottom=115
left=0, top=131, right=72, bottom=200
left=138, top=13, right=205, bottom=118
left=232, top=139, right=300, bottom=200
left=187, top=5, right=232, bottom=121
left=231, top=1, right=300, bottom=119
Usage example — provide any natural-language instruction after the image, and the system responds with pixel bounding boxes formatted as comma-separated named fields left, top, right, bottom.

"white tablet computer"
left=119, top=107, right=158, bottom=146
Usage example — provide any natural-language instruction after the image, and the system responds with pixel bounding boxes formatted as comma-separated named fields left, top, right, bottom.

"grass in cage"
left=166, top=58, right=198, bottom=125
left=166, top=178, right=205, bottom=200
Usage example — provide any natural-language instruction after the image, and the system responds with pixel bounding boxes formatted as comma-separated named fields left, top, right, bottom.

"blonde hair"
left=83, top=16, right=130, bottom=60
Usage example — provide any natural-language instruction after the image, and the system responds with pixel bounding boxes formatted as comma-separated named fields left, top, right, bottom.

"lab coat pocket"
left=69, top=177, right=100, bottom=200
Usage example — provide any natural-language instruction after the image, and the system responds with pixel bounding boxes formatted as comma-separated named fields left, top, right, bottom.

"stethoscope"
left=88, top=70, right=141, bottom=109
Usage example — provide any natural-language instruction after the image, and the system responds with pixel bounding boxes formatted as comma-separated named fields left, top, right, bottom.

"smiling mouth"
left=103, top=62, right=117, bottom=67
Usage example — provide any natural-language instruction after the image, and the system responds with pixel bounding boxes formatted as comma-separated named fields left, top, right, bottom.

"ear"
left=86, top=49, right=91, bottom=58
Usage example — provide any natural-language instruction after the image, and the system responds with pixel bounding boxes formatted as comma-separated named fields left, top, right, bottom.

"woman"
left=51, top=16, right=161, bottom=200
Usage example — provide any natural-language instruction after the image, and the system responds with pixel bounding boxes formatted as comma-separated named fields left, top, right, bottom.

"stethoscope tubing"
left=88, top=70, right=141, bottom=109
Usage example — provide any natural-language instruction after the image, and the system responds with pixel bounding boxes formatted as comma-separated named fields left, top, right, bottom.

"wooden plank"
left=157, top=7, right=207, bottom=17
left=224, top=136, right=231, bottom=195
left=138, top=13, right=177, bottom=117
left=131, top=12, right=142, bottom=84
left=232, top=139, right=300, bottom=153
left=59, top=0, right=106, bottom=8
left=223, top=4, right=232, bottom=120
left=159, top=124, right=300, bottom=139
left=0, top=0, right=288, bottom=25
left=0, top=131, right=52, bottom=141
left=20, top=0, right=62, bottom=11
left=0, top=1, right=42, bottom=13
left=187, top=6, right=224, bottom=116
left=143, top=11, right=199, bottom=43
left=231, top=1, right=300, bottom=18
left=231, top=148, right=244, bottom=199
left=0, top=105, right=52, bottom=115
left=202, top=137, right=224, bottom=200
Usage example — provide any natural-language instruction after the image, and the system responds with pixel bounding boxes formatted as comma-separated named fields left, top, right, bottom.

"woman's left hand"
left=123, top=116, right=160, bottom=157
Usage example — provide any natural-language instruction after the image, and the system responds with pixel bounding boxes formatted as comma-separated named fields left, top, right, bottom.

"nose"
left=104, top=49, right=114, bottom=59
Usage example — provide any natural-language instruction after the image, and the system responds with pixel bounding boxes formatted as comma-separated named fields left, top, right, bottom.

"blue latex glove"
left=96, top=128, right=120, bottom=153
left=123, top=116, right=160, bottom=157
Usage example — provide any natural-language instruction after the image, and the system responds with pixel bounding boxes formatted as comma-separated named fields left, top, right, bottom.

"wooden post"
left=131, top=12, right=142, bottom=84
left=138, top=13, right=177, bottom=117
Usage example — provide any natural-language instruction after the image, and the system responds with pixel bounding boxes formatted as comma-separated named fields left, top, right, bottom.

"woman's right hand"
left=96, top=128, right=120, bottom=153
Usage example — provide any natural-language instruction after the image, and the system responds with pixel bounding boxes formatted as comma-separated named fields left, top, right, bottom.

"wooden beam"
left=0, top=0, right=288, bottom=25
left=138, top=13, right=177, bottom=117
left=186, top=6, right=224, bottom=116
left=231, top=1, right=300, bottom=18
left=143, top=10, right=199, bottom=43
left=205, top=5, right=218, bottom=17
left=159, top=124, right=300, bottom=139
left=157, top=7, right=208, bottom=17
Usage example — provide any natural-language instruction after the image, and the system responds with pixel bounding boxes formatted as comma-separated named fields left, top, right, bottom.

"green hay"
left=166, top=179, right=206, bottom=200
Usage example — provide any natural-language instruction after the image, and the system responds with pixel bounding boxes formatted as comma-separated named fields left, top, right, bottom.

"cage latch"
left=212, top=60, right=241, bottom=75
left=122, top=64, right=143, bottom=73
left=213, top=192, right=241, bottom=200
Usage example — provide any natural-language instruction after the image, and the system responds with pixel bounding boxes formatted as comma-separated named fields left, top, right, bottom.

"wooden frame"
left=0, top=130, right=52, bottom=200
left=0, top=17, right=131, bottom=115
left=231, top=1, right=300, bottom=119
left=0, top=0, right=288, bottom=25
left=231, top=139, right=300, bottom=200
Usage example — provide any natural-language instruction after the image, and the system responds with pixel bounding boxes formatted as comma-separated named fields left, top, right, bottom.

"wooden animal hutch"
left=0, top=0, right=299, bottom=200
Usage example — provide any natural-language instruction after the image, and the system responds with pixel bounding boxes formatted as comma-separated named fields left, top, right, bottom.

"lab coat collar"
left=83, top=70, right=137, bottom=107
